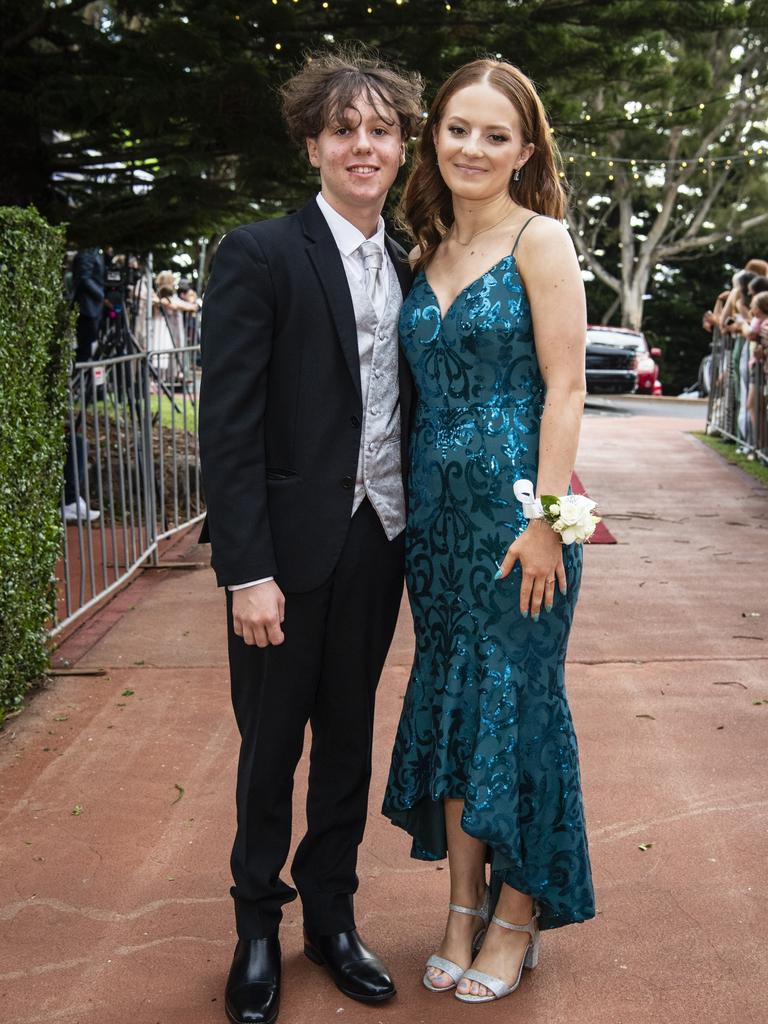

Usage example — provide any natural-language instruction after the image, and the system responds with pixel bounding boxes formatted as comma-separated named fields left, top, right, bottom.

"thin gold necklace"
left=449, top=207, right=517, bottom=248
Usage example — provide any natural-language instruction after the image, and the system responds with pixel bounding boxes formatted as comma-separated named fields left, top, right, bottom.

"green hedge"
left=0, top=207, right=73, bottom=724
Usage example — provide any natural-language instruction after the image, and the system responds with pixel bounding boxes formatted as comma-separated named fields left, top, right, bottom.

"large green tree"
left=4, top=1, right=761, bottom=246
left=565, top=7, right=768, bottom=329
left=2, top=0, right=766, bottom=384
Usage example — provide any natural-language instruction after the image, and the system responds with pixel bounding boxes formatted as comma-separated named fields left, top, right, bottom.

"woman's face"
left=433, top=81, right=534, bottom=202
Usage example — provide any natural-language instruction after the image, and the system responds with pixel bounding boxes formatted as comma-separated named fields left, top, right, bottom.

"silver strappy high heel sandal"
left=454, top=906, right=540, bottom=1003
left=422, top=887, right=490, bottom=992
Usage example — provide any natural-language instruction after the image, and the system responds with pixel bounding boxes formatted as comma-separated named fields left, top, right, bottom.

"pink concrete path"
left=2, top=409, right=767, bottom=1024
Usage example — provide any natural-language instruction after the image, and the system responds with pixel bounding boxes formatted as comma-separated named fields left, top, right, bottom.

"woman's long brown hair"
left=401, top=59, right=566, bottom=274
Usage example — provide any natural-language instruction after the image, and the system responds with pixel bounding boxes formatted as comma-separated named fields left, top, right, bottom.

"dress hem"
left=382, top=797, right=596, bottom=932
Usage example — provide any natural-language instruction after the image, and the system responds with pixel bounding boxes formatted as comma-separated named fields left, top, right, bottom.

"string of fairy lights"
left=260, top=0, right=767, bottom=183
left=556, top=147, right=766, bottom=184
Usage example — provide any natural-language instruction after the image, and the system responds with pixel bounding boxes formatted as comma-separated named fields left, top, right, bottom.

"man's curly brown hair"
left=280, top=46, right=423, bottom=147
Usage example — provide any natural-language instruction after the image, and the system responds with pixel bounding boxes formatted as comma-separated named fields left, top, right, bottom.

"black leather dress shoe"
left=225, top=935, right=281, bottom=1024
left=303, top=928, right=396, bottom=1003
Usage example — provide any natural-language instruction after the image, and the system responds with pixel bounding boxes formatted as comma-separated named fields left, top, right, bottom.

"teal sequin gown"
left=382, top=244, right=595, bottom=930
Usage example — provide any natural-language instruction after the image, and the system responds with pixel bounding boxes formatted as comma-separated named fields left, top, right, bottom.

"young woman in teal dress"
left=382, top=59, right=595, bottom=1002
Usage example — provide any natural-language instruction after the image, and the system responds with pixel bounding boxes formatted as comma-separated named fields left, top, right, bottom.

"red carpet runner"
left=571, top=471, right=616, bottom=544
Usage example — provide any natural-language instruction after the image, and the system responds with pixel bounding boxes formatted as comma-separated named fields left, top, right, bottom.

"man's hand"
left=232, top=581, right=285, bottom=647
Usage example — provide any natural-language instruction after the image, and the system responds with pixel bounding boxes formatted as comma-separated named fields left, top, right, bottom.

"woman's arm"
left=167, top=295, right=198, bottom=313
left=496, top=217, right=586, bottom=618
left=519, top=217, right=587, bottom=498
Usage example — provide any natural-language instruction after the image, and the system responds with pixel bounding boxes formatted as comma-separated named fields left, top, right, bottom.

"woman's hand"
left=496, top=519, right=566, bottom=619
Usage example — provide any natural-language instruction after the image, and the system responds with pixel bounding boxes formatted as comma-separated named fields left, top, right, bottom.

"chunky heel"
left=524, top=933, right=540, bottom=970
left=472, top=926, right=487, bottom=955
left=303, top=943, right=325, bottom=966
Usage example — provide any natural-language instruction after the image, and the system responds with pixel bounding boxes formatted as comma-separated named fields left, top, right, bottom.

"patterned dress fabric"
left=382, top=248, right=595, bottom=930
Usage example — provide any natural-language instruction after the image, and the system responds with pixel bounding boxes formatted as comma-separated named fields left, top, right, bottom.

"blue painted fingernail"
left=494, top=569, right=502, bottom=580
left=521, top=609, right=528, bottom=618
left=545, top=602, right=553, bottom=613
left=532, top=612, right=540, bottom=622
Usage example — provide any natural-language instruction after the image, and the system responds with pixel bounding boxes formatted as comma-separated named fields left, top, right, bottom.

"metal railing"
left=55, top=342, right=204, bottom=637
left=705, top=326, right=768, bottom=464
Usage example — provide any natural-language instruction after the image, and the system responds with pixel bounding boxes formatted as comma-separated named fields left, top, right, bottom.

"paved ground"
left=2, top=407, right=767, bottom=1024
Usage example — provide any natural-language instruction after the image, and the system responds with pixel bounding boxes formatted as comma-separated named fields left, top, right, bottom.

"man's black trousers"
left=76, top=313, right=100, bottom=364
left=226, top=498, right=405, bottom=939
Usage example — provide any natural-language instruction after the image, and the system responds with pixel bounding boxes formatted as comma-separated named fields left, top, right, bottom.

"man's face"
left=306, top=93, right=406, bottom=218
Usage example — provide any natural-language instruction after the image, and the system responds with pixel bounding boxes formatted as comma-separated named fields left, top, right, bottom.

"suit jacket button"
left=350, top=415, right=360, bottom=427
left=342, top=476, right=354, bottom=489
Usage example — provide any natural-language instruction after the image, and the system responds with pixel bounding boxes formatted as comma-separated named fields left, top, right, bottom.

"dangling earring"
left=513, top=167, right=522, bottom=182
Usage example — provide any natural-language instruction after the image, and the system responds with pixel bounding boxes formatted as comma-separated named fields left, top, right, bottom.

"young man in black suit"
left=198, top=51, right=422, bottom=1024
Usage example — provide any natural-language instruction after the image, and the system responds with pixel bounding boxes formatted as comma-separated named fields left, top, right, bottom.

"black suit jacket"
left=198, top=199, right=414, bottom=593
left=72, top=248, right=105, bottom=319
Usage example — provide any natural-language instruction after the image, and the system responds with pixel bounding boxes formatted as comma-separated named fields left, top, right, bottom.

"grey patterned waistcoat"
left=349, top=254, right=406, bottom=540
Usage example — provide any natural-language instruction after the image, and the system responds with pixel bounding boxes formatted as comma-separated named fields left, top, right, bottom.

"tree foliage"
left=1, top=0, right=767, bottom=379
left=566, top=4, right=768, bottom=328
left=2, top=3, right=760, bottom=236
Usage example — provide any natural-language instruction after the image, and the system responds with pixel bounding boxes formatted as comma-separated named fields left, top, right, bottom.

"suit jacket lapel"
left=300, top=201, right=362, bottom=402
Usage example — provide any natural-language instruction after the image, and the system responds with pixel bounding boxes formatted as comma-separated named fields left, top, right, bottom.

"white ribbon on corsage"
left=513, top=478, right=545, bottom=519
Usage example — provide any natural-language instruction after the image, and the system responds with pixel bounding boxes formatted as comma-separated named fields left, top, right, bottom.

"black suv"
left=585, top=327, right=638, bottom=394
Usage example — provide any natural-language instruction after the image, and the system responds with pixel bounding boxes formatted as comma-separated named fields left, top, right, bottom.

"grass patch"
left=149, top=393, right=198, bottom=432
left=691, top=431, right=768, bottom=488
left=91, top=392, right=197, bottom=432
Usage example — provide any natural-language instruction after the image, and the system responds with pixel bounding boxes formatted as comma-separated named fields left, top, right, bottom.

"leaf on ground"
left=638, top=842, right=653, bottom=852
left=134, top=660, right=144, bottom=666
left=72, top=805, right=83, bottom=816
left=752, top=699, right=768, bottom=706
left=52, top=714, right=69, bottom=721
left=635, top=714, right=655, bottom=720
left=121, top=689, right=134, bottom=697
left=713, top=681, right=747, bottom=689
left=742, top=611, right=761, bottom=618
left=172, top=783, right=185, bottom=804
left=731, top=635, right=763, bottom=641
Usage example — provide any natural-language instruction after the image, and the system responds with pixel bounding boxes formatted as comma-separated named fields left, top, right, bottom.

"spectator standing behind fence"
left=741, top=290, right=768, bottom=458
left=71, top=247, right=105, bottom=363
left=64, top=248, right=104, bottom=522
left=703, top=258, right=768, bottom=450
left=178, top=279, right=201, bottom=348
left=147, top=269, right=197, bottom=385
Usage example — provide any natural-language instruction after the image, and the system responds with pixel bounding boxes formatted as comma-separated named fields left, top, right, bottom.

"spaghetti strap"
left=511, top=214, right=539, bottom=257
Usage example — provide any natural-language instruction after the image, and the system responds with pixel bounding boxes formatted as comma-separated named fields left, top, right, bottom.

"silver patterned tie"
left=359, top=240, right=386, bottom=320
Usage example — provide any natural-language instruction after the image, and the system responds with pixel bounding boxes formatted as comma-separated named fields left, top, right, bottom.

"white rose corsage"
left=513, top=479, right=601, bottom=545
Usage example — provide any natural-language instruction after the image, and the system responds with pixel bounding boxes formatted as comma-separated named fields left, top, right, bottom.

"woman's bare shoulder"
left=523, top=213, right=571, bottom=243
left=516, top=215, right=575, bottom=265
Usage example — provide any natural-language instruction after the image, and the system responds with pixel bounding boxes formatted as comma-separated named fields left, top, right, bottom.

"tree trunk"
left=620, top=273, right=649, bottom=331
